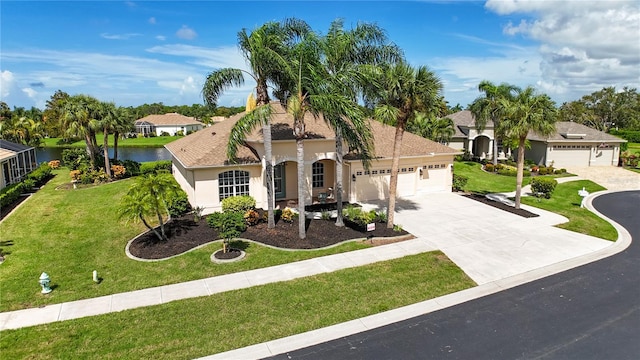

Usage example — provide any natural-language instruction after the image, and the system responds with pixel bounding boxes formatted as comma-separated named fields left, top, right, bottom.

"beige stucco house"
left=165, top=103, right=460, bottom=214
left=447, top=110, right=510, bottom=160
left=135, top=113, right=204, bottom=136
left=525, top=122, right=626, bottom=167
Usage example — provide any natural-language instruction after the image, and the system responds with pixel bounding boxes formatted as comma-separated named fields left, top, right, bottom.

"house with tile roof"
left=134, top=113, right=204, bottom=137
left=446, top=110, right=506, bottom=160
left=165, top=103, right=461, bottom=214
left=0, top=140, right=38, bottom=189
left=525, top=121, right=626, bottom=167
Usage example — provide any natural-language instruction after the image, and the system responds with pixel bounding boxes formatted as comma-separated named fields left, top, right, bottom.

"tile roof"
left=166, top=102, right=459, bottom=168
left=528, top=122, right=627, bottom=143
left=445, top=110, right=493, bottom=138
left=134, top=113, right=202, bottom=126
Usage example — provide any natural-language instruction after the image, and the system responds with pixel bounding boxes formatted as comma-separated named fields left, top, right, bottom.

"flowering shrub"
left=48, top=160, right=60, bottom=169
left=281, top=207, right=297, bottom=223
left=111, top=165, right=126, bottom=179
left=243, top=209, right=260, bottom=226
left=70, top=170, right=82, bottom=181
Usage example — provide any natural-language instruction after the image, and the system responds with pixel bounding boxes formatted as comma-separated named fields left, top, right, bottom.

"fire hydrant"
left=39, top=272, right=52, bottom=294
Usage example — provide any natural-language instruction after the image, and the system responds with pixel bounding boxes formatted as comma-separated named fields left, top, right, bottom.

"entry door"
left=274, top=163, right=286, bottom=199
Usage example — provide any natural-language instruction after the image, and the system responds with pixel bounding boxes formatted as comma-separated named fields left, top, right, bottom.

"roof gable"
left=528, top=122, right=627, bottom=143
left=135, top=113, right=202, bottom=126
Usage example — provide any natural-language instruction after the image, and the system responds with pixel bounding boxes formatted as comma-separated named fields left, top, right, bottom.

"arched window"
left=218, top=170, right=250, bottom=201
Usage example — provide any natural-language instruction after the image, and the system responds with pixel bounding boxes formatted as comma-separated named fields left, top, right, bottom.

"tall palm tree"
left=407, top=112, right=455, bottom=144
left=364, top=62, right=443, bottom=228
left=112, top=106, right=134, bottom=162
left=469, top=81, right=518, bottom=165
left=62, top=95, right=101, bottom=169
left=97, top=101, right=118, bottom=177
left=315, top=19, right=400, bottom=227
left=499, top=86, right=557, bottom=209
left=202, top=20, right=308, bottom=229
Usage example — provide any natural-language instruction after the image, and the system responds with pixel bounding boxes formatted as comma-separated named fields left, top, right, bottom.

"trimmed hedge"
left=531, top=177, right=558, bottom=199
left=140, top=160, right=172, bottom=175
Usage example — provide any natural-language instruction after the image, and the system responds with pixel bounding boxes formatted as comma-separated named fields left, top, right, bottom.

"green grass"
left=0, top=170, right=371, bottom=312
left=522, top=180, right=617, bottom=241
left=41, top=134, right=181, bottom=148
left=454, top=161, right=533, bottom=193
left=0, top=252, right=475, bottom=359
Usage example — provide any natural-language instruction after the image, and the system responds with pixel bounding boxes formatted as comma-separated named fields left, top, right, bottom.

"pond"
left=36, top=147, right=172, bottom=164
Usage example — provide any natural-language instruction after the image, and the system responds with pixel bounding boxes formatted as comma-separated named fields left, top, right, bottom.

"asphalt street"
left=268, top=190, right=640, bottom=360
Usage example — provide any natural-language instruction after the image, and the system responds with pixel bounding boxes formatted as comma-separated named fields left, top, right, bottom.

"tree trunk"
left=335, top=133, right=344, bottom=227
left=84, top=132, right=97, bottom=169
left=113, top=131, right=119, bottom=162
left=156, top=208, right=167, bottom=241
left=140, top=214, right=163, bottom=242
left=515, top=136, right=526, bottom=209
left=387, top=124, right=405, bottom=228
left=493, top=135, right=499, bottom=166
left=296, top=137, right=306, bottom=239
left=103, top=128, right=111, bottom=177
left=263, top=123, right=275, bottom=228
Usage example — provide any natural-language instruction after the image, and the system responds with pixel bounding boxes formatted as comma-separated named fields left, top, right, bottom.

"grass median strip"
left=522, top=180, right=617, bottom=241
left=0, top=251, right=475, bottom=359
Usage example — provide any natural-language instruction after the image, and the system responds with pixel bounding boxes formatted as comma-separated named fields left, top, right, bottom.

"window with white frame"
left=218, top=170, right=250, bottom=201
left=312, top=162, right=324, bottom=188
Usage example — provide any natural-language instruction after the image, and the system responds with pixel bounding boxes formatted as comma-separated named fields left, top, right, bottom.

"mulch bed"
left=463, top=193, right=539, bottom=218
left=128, top=214, right=411, bottom=260
left=0, top=195, right=31, bottom=222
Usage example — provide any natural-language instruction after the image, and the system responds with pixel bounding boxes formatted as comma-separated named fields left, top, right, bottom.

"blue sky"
left=1, top=1, right=639, bottom=110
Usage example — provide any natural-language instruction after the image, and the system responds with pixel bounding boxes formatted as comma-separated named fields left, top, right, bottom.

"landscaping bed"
left=463, top=193, right=539, bottom=218
left=128, top=214, right=411, bottom=259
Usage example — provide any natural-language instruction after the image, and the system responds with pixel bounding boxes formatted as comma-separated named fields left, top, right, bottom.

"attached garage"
left=524, top=122, right=626, bottom=168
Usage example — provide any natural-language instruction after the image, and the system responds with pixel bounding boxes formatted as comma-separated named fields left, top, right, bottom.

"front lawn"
left=522, top=180, right=618, bottom=241
left=0, top=170, right=371, bottom=312
left=0, top=252, right=475, bottom=359
left=454, top=161, right=533, bottom=193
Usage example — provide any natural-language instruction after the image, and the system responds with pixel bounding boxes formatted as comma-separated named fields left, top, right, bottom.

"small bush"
left=554, top=169, right=563, bottom=175
left=484, top=163, right=495, bottom=172
left=193, top=206, right=205, bottom=222
left=166, top=189, right=191, bottom=217
left=176, top=130, right=185, bottom=136
left=243, top=209, right=260, bottom=226
left=452, top=174, right=468, bottom=191
left=160, top=131, right=170, bottom=137
left=538, top=167, right=548, bottom=175
left=321, top=211, right=331, bottom=220
left=111, top=165, right=126, bottom=179
left=26, top=163, right=53, bottom=186
left=375, top=210, right=387, bottom=223
left=281, top=207, right=297, bottom=223
left=221, top=195, right=256, bottom=213
left=61, top=148, right=89, bottom=170
left=343, top=205, right=375, bottom=226
left=70, top=170, right=82, bottom=181
left=207, top=211, right=246, bottom=252
left=0, top=182, right=27, bottom=208
left=393, top=224, right=403, bottom=232
left=531, top=177, right=558, bottom=199
left=48, top=160, right=60, bottom=169
left=140, top=160, right=172, bottom=175
left=121, top=160, right=141, bottom=176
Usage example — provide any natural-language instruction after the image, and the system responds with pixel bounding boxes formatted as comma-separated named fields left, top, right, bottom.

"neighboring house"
left=0, top=140, right=38, bottom=189
left=165, top=103, right=460, bottom=214
left=446, top=110, right=510, bottom=160
left=134, top=113, right=204, bottom=136
left=524, top=122, right=626, bottom=167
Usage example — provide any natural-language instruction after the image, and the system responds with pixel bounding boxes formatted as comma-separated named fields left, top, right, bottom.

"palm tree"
left=364, top=62, right=443, bottom=228
left=112, top=106, right=134, bottom=162
left=202, top=20, right=307, bottom=229
left=499, top=86, right=557, bottom=209
left=315, top=19, right=400, bottom=227
left=469, top=81, right=518, bottom=165
left=62, top=95, right=101, bottom=169
left=97, top=101, right=118, bottom=177
left=407, top=112, right=455, bottom=144
left=119, top=172, right=181, bottom=242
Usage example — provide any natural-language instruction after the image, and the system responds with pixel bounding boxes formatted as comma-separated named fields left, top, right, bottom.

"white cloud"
left=176, top=25, right=197, bottom=40
left=0, top=70, right=41, bottom=107
left=1, top=70, right=15, bottom=98
left=146, top=44, right=246, bottom=69
left=148, top=17, right=156, bottom=25
left=485, top=0, right=640, bottom=102
left=155, top=35, right=166, bottom=41
left=100, top=33, right=142, bottom=40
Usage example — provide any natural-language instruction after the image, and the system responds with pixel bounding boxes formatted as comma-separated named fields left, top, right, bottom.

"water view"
left=36, top=147, right=172, bottom=164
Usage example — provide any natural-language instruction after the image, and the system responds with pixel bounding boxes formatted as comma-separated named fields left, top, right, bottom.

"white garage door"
left=353, top=170, right=416, bottom=201
left=548, top=146, right=591, bottom=167
left=591, top=148, right=615, bottom=166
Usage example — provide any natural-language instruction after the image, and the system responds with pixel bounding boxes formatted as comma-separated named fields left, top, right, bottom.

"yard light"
left=39, top=272, right=52, bottom=294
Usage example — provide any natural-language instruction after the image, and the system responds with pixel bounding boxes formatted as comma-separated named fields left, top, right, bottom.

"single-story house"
left=0, top=140, right=38, bottom=189
left=446, top=110, right=510, bottom=160
left=525, top=122, right=626, bottom=167
left=165, top=103, right=460, bottom=214
left=134, top=113, right=204, bottom=136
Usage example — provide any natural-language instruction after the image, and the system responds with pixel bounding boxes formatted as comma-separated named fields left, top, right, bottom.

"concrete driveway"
left=363, top=192, right=612, bottom=285
left=564, top=166, right=640, bottom=191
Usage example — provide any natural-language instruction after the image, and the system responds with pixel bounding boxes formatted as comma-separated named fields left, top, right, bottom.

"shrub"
left=531, top=177, right=558, bottom=199
left=160, top=131, right=170, bottom=136
left=121, top=159, right=141, bottom=176
left=206, top=211, right=246, bottom=253
left=26, top=163, right=53, bottom=186
left=554, top=169, right=563, bottom=175
left=221, top=195, right=256, bottom=213
left=193, top=206, right=205, bottom=222
left=531, top=166, right=539, bottom=172
left=48, top=160, right=60, bottom=169
left=22, top=178, right=36, bottom=190
left=538, top=167, right=548, bottom=175
left=495, top=163, right=505, bottom=170
left=166, top=189, right=191, bottom=217
left=61, top=148, right=89, bottom=170
left=111, top=165, right=126, bottom=179
left=281, top=207, right=297, bottom=223
left=243, top=209, right=260, bottom=226
left=0, top=182, right=27, bottom=208
left=176, top=130, right=185, bottom=136
left=375, top=210, right=387, bottom=223
left=70, top=170, right=82, bottom=181
left=140, top=160, right=172, bottom=175
left=321, top=211, right=331, bottom=220
left=452, top=174, right=468, bottom=191
left=393, top=224, right=403, bottom=232
left=484, top=163, right=495, bottom=172
left=343, top=205, right=376, bottom=226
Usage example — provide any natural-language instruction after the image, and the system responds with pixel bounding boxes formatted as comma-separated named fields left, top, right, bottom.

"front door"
left=274, top=163, right=285, bottom=199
